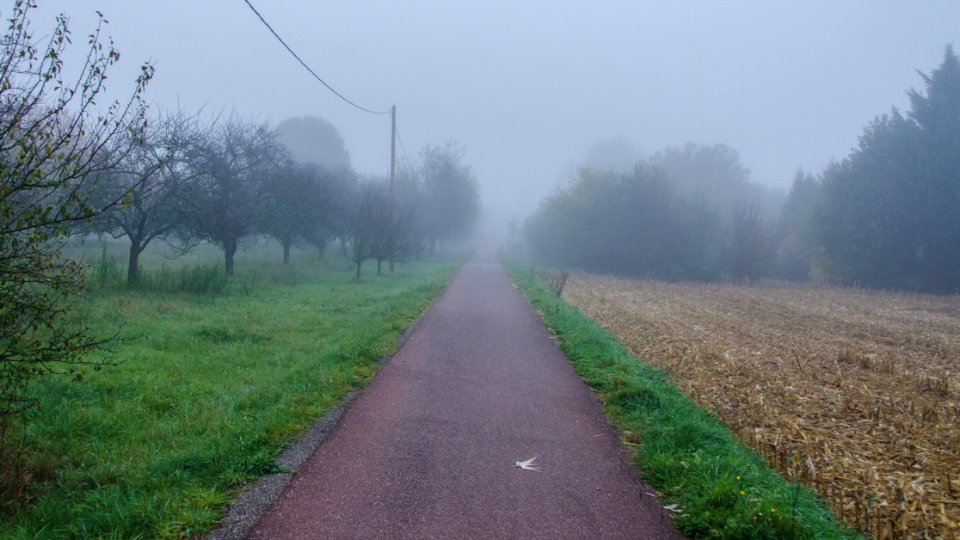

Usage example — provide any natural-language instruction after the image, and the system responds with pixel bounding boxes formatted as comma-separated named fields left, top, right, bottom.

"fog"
left=32, top=0, right=960, bottom=219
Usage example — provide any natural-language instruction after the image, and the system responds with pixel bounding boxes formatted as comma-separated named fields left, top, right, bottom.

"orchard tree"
left=344, top=180, right=390, bottom=280
left=260, top=161, right=350, bottom=265
left=92, top=111, right=201, bottom=285
left=0, top=1, right=152, bottom=432
left=177, top=116, right=281, bottom=275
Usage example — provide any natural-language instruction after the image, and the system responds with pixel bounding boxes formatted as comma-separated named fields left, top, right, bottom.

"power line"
left=241, top=0, right=391, bottom=116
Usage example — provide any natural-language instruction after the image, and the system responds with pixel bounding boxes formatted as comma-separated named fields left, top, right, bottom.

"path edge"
left=203, top=262, right=463, bottom=540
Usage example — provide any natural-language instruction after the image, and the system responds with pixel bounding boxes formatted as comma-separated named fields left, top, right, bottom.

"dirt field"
left=564, top=275, right=960, bottom=539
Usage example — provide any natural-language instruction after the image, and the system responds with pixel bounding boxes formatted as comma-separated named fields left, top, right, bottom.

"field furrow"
left=565, top=275, right=960, bottom=538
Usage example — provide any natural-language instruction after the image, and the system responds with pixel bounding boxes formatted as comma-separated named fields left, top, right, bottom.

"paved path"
left=248, top=260, right=682, bottom=539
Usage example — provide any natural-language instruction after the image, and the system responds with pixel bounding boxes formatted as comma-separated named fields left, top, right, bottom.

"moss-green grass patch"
left=1, top=256, right=454, bottom=539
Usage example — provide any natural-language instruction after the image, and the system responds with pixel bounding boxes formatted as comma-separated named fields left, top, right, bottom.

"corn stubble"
left=565, top=275, right=960, bottom=539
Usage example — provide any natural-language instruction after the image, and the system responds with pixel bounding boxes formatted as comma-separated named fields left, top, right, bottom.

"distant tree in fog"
left=524, top=163, right=725, bottom=281
left=260, top=161, right=352, bottom=265
left=421, top=142, right=480, bottom=251
left=774, top=170, right=820, bottom=281
left=814, top=46, right=960, bottom=293
left=730, top=202, right=772, bottom=284
left=344, top=181, right=390, bottom=280
left=651, top=143, right=784, bottom=221
left=275, top=115, right=351, bottom=171
left=581, top=136, right=642, bottom=172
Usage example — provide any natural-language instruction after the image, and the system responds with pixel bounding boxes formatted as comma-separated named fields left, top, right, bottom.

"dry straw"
left=566, top=276, right=960, bottom=539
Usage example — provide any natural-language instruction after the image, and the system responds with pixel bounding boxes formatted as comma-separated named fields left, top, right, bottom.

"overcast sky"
left=32, top=1, right=960, bottom=217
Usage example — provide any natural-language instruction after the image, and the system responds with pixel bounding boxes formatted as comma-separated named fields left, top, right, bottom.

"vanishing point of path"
left=248, top=259, right=682, bottom=539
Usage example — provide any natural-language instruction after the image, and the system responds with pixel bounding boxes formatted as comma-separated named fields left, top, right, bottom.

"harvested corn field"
left=564, top=275, right=960, bottom=539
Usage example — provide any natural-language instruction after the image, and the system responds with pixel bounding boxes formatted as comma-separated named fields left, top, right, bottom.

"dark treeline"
left=527, top=46, right=960, bottom=294
left=90, top=112, right=480, bottom=283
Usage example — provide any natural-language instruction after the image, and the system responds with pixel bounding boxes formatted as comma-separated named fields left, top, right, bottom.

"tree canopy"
left=0, top=1, right=152, bottom=419
left=813, top=46, right=960, bottom=292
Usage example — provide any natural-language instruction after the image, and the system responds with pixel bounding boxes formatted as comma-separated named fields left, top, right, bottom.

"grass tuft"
left=507, top=264, right=860, bottom=539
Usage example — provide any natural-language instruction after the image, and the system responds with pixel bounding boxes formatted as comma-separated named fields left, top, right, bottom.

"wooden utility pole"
left=389, top=104, right=396, bottom=272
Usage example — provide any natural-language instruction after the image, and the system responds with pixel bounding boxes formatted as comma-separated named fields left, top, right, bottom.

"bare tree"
left=260, top=161, right=350, bottom=266
left=344, top=181, right=390, bottom=281
left=92, top=111, right=201, bottom=285
left=176, top=116, right=281, bottom=275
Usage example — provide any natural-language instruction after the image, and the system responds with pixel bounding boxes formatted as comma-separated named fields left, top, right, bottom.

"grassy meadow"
left=0, top=238, right=456, bottom=538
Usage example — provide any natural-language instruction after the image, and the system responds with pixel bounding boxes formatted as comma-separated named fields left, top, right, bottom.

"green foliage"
left=507, top=264, right=860, bottom=539
left=0, top=261, right=454, bottom=538
left=813, top=46, right=960, bottom=293
left=0, top=0, right=152, bottom=468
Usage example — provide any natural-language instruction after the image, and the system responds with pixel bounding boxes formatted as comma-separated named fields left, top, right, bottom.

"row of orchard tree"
left=0, top=0, right=479, bottom=425
left=526, top=47, right=960, bottom=294
left=86, top=112, right=480, bottom=284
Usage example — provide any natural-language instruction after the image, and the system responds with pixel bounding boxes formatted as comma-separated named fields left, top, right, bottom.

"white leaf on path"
left=515, top=457, right=540, bottom=471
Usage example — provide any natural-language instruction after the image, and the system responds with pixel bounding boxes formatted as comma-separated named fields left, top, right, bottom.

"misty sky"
left=32, top=1, right=960, bottom=216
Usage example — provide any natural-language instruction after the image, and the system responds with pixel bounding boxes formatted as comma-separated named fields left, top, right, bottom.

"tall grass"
left=507, top=263, right=860, bottom=539
left=0, top=241, right=455, bottom=538
left=80, top=237, right=346, bottom=294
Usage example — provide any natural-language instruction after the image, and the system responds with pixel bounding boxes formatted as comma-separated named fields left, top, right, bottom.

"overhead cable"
left=241, top=0, right=391, bottom=115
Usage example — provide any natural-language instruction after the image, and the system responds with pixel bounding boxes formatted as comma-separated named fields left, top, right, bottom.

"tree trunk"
left=224, top=239, right=237, bottom=276
left=355, top=260, right=362, bottom=281
left=283, top=238, right=291, bottom=266
left=127, top=238, right=142, bottom=287
left=377, top=258, right=382, bottom=276
left=389, top=260, right=395, bottom=272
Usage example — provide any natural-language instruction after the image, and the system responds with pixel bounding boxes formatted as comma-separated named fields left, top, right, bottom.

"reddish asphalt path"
left=248, top=260, right=682, bottom=539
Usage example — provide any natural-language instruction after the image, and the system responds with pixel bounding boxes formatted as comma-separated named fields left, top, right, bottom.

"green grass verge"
left=1, top=259, right=455, bottom=539
left=507, top=264, right=860, bottom=539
